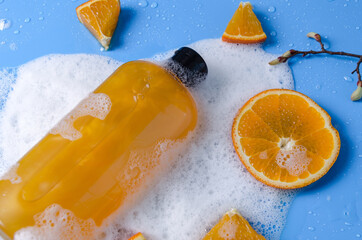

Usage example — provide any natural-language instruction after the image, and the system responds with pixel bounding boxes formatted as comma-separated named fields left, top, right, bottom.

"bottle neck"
left=163, top=47, right=208, bottom=88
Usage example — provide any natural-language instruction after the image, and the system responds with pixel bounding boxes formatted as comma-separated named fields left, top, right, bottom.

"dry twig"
left=269, top=32, right=362, bottom=101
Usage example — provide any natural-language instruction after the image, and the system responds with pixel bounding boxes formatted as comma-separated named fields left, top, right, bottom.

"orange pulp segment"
left=203, top=209, right=265, bottom=240
left=76, top=0, right=120, bottom=50
left=222, top=2, right=267, bottom=44
left=232, top=89, right=340, bottom=189
left=128, top=232, right=146, bottom=240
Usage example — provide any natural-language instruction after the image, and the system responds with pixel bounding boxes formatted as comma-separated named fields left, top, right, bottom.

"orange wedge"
left=222, top=2, right=267, bottom=44
left=128, top=232, right=146, bottom=240
left=232, top=89, right=340, bottom=189
left=203, top=209, right=265, bottom=240
left=76, top=0, right=120, bottom=50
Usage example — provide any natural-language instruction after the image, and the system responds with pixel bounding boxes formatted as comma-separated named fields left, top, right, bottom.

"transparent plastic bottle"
left=0, top=47, right=208, bottom=239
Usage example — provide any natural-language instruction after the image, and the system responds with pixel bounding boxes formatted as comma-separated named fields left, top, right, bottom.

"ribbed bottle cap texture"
left=167, top=47, right=208, bottom=87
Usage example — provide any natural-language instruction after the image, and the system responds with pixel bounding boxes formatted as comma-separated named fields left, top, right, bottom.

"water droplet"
left=356, top=26, right=360, bottom=30
left=344, top=76, right=353, bottom=82
left=268, top=6, right=276, bottom=13
left=356, top=234, right=361, bottom=238
left=270, top=31, right=277, bottom=36
left=340, top=228, right=345, bottom=232
left=166, top=26, right=170, bottom=30
left=315, top=84, right=321, bottom=90
left=332, top=90, right=337, bottom=94
left=38, top=17, right=44, bottom=21
left=24, top=18, right=31, bottom=23
left=344, top=222, right=352, bottom=226
left=145, top=23, right=149, bottom=28
left=150, top=2, right=158, bottom=8
left=0, top=0, right=4, bottom=4
left=324, top=43, right=330, bottom=49
left=147, top=16, right=151, bottom=20
left=138, top=0, right=148, bottom=8
left=308, top=226, right=315, bottom=231
left=13, top=30, right=19, bottom=34
left=344, top=3, right=348, bottom=6
left=0, top=41, right=5, bottom=45
left=358, top=154, right=362, bottom=158
left=326, top=195, right=331, bottom=201
left=9, top=42, right=17, bottom=51
left=288, top=43, right=294, bottom=47
left=0, top=19, right=11, bottom=31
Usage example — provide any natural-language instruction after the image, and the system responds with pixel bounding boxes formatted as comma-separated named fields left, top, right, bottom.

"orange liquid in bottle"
left=0, top=59, right=200, bottom=239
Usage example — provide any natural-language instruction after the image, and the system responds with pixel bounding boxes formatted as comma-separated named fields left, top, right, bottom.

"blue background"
left=0, top=0, right=361, bottom=239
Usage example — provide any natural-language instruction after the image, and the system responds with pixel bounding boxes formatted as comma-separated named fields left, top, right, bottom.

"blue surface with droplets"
left=0, top=0, right=361, bottom=239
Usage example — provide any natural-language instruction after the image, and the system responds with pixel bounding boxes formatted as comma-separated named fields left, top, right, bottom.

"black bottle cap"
left=166, top=47, right=208, bottom=87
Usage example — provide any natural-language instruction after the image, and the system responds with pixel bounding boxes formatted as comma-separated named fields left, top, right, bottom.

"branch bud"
left=282, top=50, right=293, bottom=58
left=268, top=56, right=287, bottom=65
left=351, top=81, right=362, bottom=101
left=269, top=58, right=281, bottom=65
left=307, top=32, right=321, bottom=41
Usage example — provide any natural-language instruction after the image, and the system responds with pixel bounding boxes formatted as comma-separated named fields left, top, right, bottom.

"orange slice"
left=76, top=0, right=120, bottom=50
left=203, top=209, right=265, bottom=240
left=128, top=232, right=146, bottom=240
left=222, top=2, right=267, bottom=44
left=232, top=89, right=340, bottom=189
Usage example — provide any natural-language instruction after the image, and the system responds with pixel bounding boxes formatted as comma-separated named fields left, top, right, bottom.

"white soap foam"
left=276, top=145, right=312, bottom=176
left=0, top=163, right=21, bottom=184
left=14, top=204, right=97, bottom=240
left=50, top=93, right=112, bottom=141
left=0, top=54, right=121, bottom=176
left=0, top=39, right=295, bottom=240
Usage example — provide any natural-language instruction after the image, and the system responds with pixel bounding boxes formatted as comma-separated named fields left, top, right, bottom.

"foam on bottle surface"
left=0, top=39, right=295, bottom=240
left=0, top=163, right=21, bottom=184
left=49, top=93, right=112, bottom=141
left=14, top=204, right=97, bottom=240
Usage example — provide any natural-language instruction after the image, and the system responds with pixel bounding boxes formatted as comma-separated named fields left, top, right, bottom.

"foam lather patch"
left=0, top=39, right=295, bottom=240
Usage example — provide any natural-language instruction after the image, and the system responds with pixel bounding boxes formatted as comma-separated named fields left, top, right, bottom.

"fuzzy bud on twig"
left=282, top=50, right=293, bottom=58
left=269, top=58, right=281, bottom=65
left=269, top=57, right=288, bottom=65
left=307, top=32, right=321, bottom=41
left=351, top=81, right=362, bottom=101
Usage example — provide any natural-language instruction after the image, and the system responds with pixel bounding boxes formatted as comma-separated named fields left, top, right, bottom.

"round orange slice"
left=222, top=2, right=267, bottom=44
left=202, top=209, right=265, bottom=240
left=232, top=89, right=340, bottom=189
left=128, top=232, right=146, bottom=240
left=76, top=0, right=120, bottom=50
